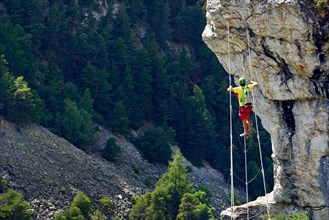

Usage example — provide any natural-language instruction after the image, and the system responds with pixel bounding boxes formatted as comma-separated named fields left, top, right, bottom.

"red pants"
left=239, top=106, right=253, bottom=120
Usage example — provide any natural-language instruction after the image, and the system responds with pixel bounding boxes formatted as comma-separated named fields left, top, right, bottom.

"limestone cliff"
left=203, top=0, right=329, bottom=219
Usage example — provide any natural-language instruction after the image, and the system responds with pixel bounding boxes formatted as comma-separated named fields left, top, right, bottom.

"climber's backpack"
left=241, top=86, right=253, bottom=106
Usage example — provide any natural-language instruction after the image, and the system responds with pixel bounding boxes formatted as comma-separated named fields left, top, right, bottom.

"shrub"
left=102, top=137, right=122, bottom=162
left=99, top=196, right=113, bottom=211
left=315, top=0, right=329, bottom=18
left=66, top=205, right=84, bottom=219
left=0, top=176, right=6, bottom=193
left=0, top=189, right=33, bottom=219
left=71, top=191, right=92, bottom=216
left=133, top=126, right=175, bottom=164
left=59, top=187, right=66, bottom=195
left=91, top=209, right=106, bottom=220
left=143, top=177, right=153, bottom=188
left=132, top=165, right=140, bottom=175
left=54, top=212, right=66, bottom=220
left=264, top=212, right=309, bottom=220
left=130, top=195, right=137, bottom=204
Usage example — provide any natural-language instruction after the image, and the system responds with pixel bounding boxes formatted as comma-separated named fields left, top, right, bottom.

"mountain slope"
left=0, top=118, right=231, bottom=219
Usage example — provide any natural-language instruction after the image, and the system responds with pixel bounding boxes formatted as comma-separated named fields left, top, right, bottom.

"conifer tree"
left=177, top=191, right=215, bottom=220
left=110, top=101, right=129, bottom=134
left=62, top=99, right=94, bottom=149
left=78, top=88, right=93, bottom=115
left=129, top=151, right=215, bottom=219
left=80, top=63, right=112, bottom=114
left=131, top=48, right=153, bottom=124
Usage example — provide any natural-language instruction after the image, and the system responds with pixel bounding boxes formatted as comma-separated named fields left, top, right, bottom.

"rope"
left=246, top=25, right=271, bottom=219
left=244, top=136, right=250, bottom=219
left=227, top=22, right=235, bottom=220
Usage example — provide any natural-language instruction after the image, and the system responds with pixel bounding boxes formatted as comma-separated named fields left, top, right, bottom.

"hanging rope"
left=227, top=21, right=235, bottom=220
left=246, top=25, right=271, bottom=219
left=244, top=136, right=250, bottom=219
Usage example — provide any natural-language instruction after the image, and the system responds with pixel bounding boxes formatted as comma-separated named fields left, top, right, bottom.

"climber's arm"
left=250, top=81, right=258, bottom=87
left=227, top=85, right=234, bottom=92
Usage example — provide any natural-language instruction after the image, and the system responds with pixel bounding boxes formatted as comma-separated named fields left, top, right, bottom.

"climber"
left=227, top=77, right=258, bottom=137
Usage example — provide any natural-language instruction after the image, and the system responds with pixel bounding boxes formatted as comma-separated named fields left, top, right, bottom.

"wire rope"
left=227, top=22, right=235, bottom=220
left=246, top=25, right=271, bottom=219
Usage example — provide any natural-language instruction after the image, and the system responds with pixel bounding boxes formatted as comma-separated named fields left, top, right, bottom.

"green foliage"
left=130, top=195, right=137, bottom=204
left=0, top=68, right=40, bottom=123
left=62, top=99, right=94, bottom=149
left=71, top=191, right=92, bottom=216
left=55, top=191, right=92, bottom=219
left=65, top=206, right=84, bottom=219
left=0, top=0, right=274, bottom=200
left=78, top=89, right=94, bottom=115
left=265, top=212, right=309, bottom=220
left=315, top=0, right=329, bottom=12
left=132, top=165, right=140, bottom=175
left=54, top=212, right=66, bottom=220
left=0, top=176, right=7, bottom=193
left=99, top=196, right=113, bottom=211
left=129, top=151, right=216, bottom=220
left=102, top=137, right=122, bottom=162
left=0, top=189, right=33, bottom=219
left=91, top=209, right=106, bottom=220
left=133, top=125, right=175, bottom=164
left=177, top=191, right=215, bottom=220
left=59, top=187, right=66, bottom=195
left=108, top=101, right=129, bottom=134
left=112, top=216, right=120, bottom=220
left=0, top=20, right=33, bottom=75
left=143, top=177, right=153, bottom=188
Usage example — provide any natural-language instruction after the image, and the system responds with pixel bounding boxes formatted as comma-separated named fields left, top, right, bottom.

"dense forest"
left=0, top=0, right=273, bottom=200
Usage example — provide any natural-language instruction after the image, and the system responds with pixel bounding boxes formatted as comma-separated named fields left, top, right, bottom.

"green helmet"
left=239, top=77, right=246, bottom=85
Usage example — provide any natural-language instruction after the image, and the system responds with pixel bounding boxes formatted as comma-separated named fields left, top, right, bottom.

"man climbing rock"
left=227, top=77, right=258, bottom=137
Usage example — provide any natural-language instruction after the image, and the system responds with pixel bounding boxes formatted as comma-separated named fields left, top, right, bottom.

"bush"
left=315, top=0, right=329, bottom=18
left=54, top=212, right=66, bottom=220
left=133, top=126, right=175, bottom=164
left=102, top=137, right=122, bottom=162
left=0, top=176, right=6, bottom=193
left=143, top=177, right=153, bottom=188
left=132, top=165, right=140, bottom=175
left=265, top=212, right=309, bottom=220
left=71, top=191, right=92, bottom=216
left=0, top=189, right=33, bottom=219
left=59, top=187, right=66, bottom=195
left=66, top=205, right=84, bottom=220
left=99, top=196, right=113, bottom=211
left=91, top=209, right=106, bottom=220
left=130, top=195, right=137, bottom=204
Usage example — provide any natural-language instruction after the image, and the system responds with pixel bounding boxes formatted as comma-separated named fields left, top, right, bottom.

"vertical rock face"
left=203, top=0, right=329, bottom=219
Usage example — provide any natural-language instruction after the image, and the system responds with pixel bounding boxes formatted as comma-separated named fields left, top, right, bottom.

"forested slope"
left=0, top=0, right=272, bottom=201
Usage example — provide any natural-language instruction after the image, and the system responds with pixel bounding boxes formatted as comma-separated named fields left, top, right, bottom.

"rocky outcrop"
left=203, top=0, right=329, bottom=219
left=0, top=119, right=231, bottom=219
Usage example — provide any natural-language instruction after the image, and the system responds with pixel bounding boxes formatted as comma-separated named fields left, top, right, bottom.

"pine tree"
left=130, top=48, right=153, bottom=124
left=0, top=20, right=33, bottom=76
left=62, top=99, right=94, bottom=149
left=146, top=0, right=171, bottom=45
left=179, top=85, right=218, bottom=166
left=0, top=189, right=33, bottom=219
left=78, top=88, right=93, bottom=115
left=80, top=63, right=112, bottom=114
left=110, top=101, right=129, bottom=134
left=177, top=191, right=215, bottom=220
